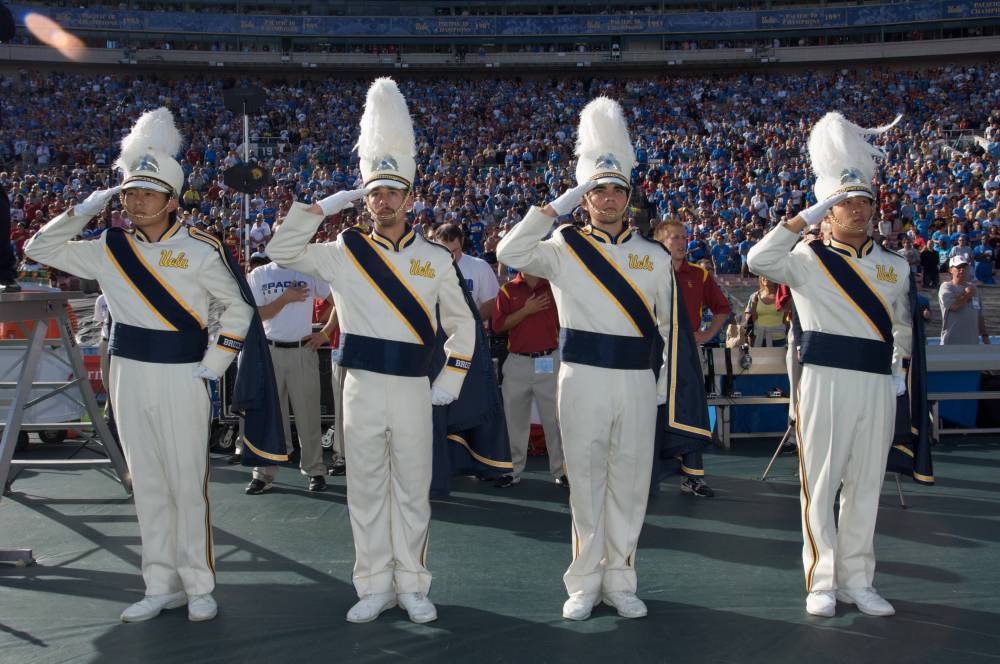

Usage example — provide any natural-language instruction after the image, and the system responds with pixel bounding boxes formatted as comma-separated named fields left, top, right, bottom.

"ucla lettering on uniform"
left=158, top=250, right=189, bottom=269
left=409, top=259, right=437, bottom=278
left=628, top=254, right=653, bottom=271
left=876, top=265, right=897, bottom=283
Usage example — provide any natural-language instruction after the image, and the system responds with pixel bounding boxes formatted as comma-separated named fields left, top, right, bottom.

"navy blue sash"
left=339, top=333, right=433, bottom=377
left=561, top=226, right=657, bottom=342
left=809, top=241, right=893, bottom=342
left=341, top=228, right=436, bottom=347
left=561, top=329, right=653, bottom=370
left=109, top=322, right=207, bottom=364
left=191, top=228, right=288, bottom=465
left=888, top=274, right=934, bottom=485
left=799, top=330, right=893, bottom=375
left=105, top=228, right=202, bottom=332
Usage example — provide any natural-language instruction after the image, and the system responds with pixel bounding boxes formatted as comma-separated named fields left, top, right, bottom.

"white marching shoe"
left=603, top=591, right=648, bottom=618
left=120, top=591, right=187, bottom=622
left=346, top=593, right=396, bottom=623
left=805, top=590, right=837, bottom=617
left=398, top=592, right=438, bottom=624
left=836, top=588, right=895, bottom=616
left=562, top=593, right=599, bottom=621
left=187, top=593, right=218, bottom=621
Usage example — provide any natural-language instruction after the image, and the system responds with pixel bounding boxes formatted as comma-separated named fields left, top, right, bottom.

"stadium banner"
left=8, top=1, right=1000, bottom=38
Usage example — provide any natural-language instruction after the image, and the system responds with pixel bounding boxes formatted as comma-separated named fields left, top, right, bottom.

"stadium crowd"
left=4, top=64, right=1000, bottom=290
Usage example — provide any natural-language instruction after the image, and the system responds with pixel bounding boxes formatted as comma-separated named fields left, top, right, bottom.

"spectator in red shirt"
left=656, top=220, right=732, bottom=344
left=654, top=219, right=732, bottom=498
left=491, top=271, right=566, bottom=489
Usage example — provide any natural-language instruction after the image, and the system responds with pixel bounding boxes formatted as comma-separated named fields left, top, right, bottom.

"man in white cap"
left=748, top=112, right=911, bottom=618
left=25, top=108, right=255, bottom=622
left=498, top=97, right=675, bottom=621
left=267, top=78, right=475, bottom=624
left=939, top=254, right=990, bottom=345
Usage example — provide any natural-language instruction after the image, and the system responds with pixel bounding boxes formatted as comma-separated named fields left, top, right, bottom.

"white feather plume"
left=355, top=77, right=415, bottom=161
left=807, top=112, right=902, bottom=185
left=575, top=96, right=635, bottom=166
left=115, top=107, right=182, bottom=172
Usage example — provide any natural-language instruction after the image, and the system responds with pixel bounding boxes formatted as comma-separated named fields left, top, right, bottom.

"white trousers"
left=501, top=352, right=564, bottom=480
left=796, top=363, right=895, bottom=592
left=557, top=362, right=656, bottom=597
left=786, top=327, right=801, bottom=423
left=109, top=356, right=214, bottom=596
left=254, top=345, right=325, bottom=481
left=343, top=368, right=432, bottom=596
left=331, top=361, right=345, bottom=462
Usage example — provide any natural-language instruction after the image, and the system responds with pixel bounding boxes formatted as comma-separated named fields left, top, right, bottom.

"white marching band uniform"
left=748, top=112, right=911, bottom=607
left=25, top=110, right=253, bottom=601
left=498, top=98, right=674, bottom=607
left=749, top=226, right=910, bottom=592
left=267, top=79, right=476, bottom=603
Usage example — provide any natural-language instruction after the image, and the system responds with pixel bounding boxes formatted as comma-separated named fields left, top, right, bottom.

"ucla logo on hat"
left=132, top=154, right=161, bottom=173
left=373, top=155, right=399, bottom=171
left=594, top=153, right=622, bottom=172
left=839, top=168, right=864, bottom=185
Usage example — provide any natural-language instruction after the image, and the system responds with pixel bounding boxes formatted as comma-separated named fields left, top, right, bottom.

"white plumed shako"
left=356, top=77, right=417, bottom=190
left=808, top=112, right=901, bottom=203
left=116, top=107, right=185, bottom=197
left=575, top=97, right=635, bottom=190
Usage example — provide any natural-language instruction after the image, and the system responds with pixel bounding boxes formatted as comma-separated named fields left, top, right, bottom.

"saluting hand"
left=543, top=181, right=598, bottom=218
left=73, top=186, right=122, bottom=218
left=308, top=187, right=369, bottom=217
left=797, top=191, right=849, bottom=228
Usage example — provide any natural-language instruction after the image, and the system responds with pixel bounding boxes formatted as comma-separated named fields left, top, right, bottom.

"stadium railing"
left=705, top=345, right=1000, bottom=449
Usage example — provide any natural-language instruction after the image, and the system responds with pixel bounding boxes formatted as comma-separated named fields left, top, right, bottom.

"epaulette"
left=188, top=227, right=224, bottom=251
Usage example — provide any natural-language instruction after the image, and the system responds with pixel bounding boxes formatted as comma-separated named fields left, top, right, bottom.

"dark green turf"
left=2, top=437, right=998, bottom=664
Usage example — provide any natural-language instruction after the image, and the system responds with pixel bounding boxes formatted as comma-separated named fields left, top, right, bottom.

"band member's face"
left=829, top=196, right=873, bottom=231
left=582, top=184, right=629, bottom=224
left=365, top=186, right=411, bottom=225
left=661, top=227, right=687, bottom=258
left=121, top=188, right=177, bottom=225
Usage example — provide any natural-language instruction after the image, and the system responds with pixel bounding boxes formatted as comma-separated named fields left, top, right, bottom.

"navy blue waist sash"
left=799, top=330, right=893, bottom=375
left=109, top=322, right=208, bottom=364
left=339, top=333, right=433, bottom=377
left=561, top=328, right=653, bottom=371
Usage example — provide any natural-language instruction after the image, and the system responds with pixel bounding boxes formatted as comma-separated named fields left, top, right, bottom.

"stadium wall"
left=2, top=36, right=999, bottom=73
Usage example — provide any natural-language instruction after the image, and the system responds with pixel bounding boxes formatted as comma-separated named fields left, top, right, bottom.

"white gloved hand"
left=656, top=393, right=668, bottom=406
left=798, top=191, right=849, bottom=228
left=549, top=181, right=598, bottom=217
left=894, top=374, right=906, bottom=397
left=431, top=385, right=457, bottom=406
left=74, top=186, right=122, bottom=218
left=193, top=364, right=220, bottom=381
left=316, top=187, right=368, bottom=217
